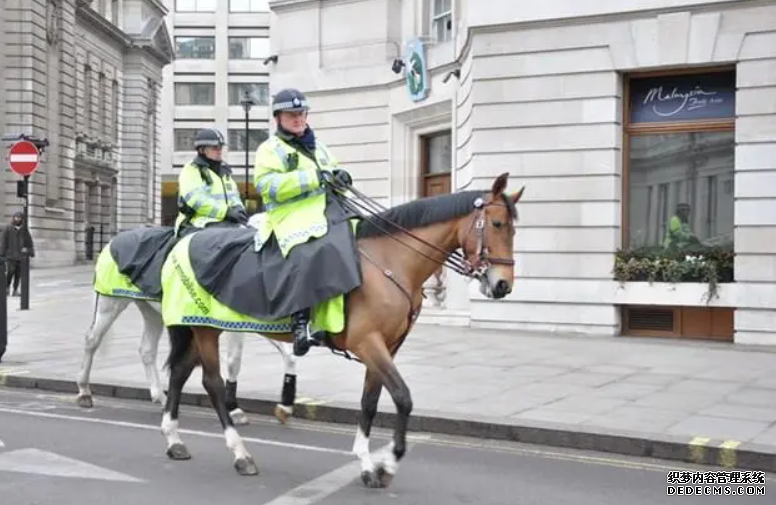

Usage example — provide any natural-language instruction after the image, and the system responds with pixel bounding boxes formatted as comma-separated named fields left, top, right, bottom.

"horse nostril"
left=495, top=280, right=509, bottom=296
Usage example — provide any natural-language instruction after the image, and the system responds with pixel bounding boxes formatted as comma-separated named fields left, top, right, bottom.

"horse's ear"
left=492, top=172, right=509, bottom=196
left=511, top=186, right=526, bottom=203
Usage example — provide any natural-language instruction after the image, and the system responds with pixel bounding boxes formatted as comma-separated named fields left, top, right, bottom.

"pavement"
left=2, top=268, right=776, bottom=474
left=0, top=387, right=771, bottom=505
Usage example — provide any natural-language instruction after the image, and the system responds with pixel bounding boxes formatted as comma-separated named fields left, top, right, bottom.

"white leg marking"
left=224, top=427, right=251, bottom=461
left=352, top=427, right=374, bottom=473
left=379, top=441, right=399, bottom=475
left=267, top=339, right=297, bottom=375
left=135, top=302, right=166, bottom=404
left=226, top=332, right=244, bottom=383
left=161, top=412, right=182, bottom=448
left=76, top=295, right=128, bottom=397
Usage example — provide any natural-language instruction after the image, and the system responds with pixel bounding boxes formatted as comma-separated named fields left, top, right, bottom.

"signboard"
left=7, top=140, right=41, bottom=176
left=405, top=38, right=429, bottom=102
left=629, top=71, right=736, bottom=124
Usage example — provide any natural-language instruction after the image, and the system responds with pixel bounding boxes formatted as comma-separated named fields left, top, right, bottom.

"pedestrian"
left=0, top=211, right=35, bottom=297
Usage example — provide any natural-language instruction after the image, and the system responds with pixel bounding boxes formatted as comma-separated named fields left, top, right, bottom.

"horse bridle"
left=463, top=196, right=516, bottom=279
left=332, top=186, right=516, bottom=281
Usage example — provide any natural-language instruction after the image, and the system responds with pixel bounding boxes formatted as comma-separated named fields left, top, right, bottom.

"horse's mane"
left=355, top=189, right=516, bottom=239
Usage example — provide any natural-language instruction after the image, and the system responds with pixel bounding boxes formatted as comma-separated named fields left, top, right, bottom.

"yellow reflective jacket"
left=253, top=134, right=337, bottom=257
left=174, top=156, right=244, bottom=235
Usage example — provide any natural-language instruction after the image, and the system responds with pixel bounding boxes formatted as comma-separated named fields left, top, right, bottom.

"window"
left=430, top=0, right=452, bottom=43
left=627, top=131, right=734, bottom=251
left=624, top=70, right=735, bottom=254
left=175, top=83, right=215, bottom=105
left=230, top=0, right=269, bottom=12
left=228, top=83, right=269, bottom=106
left=111, top=0, right=119, bottom=25
left=420, top=130, right=452, bottom=197
left=83, top=65, right=92, bottom=132
left=174, top=128, right=200, bottom=151
left=229, top=37, right=270, bottom=59
left=176, top=0, right=217, bottom=12
left=620, top=69, right=736, bottom=340
left=228, top=128, right=269, bottom=152
left=175, top=36, right=215, bottom=59
left=112, top=79, right=119, bottom=142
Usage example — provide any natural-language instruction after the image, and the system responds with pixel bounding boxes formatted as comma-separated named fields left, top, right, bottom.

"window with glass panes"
left=228, top=129, right=269, bottom=152
left=228, top=83, right=269, bottom=106
left=175, top=83, right=215, bottom=106
left=176, top=0, right=216, bottom=12
left=175, top=36, right=215, bottom=59
left=230, top=0, right=269, bottom=12
left=430, top=0, right=452, bottom=43
left=229, top=37, right=270, bottom=59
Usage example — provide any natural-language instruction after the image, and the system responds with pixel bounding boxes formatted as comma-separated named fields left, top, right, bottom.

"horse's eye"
left=493, top=220, right=502, bottom=229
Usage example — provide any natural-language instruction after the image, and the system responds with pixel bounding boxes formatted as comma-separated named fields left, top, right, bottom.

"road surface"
left=0, top=387, right=771, bottom=504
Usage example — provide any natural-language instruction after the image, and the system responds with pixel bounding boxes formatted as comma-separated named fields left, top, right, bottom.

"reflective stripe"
left=263, top=187, right=325, bottom=211
left=269, top=175, right=281, bottom=203
left=298, top=170, right=310, bottom=193
left=273, top=141, right=288, bottom=169
left=181, top=187, right=211, bottom=210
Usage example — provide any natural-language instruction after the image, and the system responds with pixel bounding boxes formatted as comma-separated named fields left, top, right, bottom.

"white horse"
left=75, top=216, right=299, bottom=426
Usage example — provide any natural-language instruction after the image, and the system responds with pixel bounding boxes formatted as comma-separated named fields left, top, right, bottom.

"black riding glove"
left=332, top=169, right=352, bottom=188
left=225, top=205, right=249, bottom=225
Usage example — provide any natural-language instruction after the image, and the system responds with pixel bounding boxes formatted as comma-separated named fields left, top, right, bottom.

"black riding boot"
left=292, top=309, right=320, bottom=357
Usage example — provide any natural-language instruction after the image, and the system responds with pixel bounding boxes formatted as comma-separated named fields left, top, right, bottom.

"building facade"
left=160, top=0, right=273, bottom=223
left=0, top=0, right=174, bottom=266
left=269, top=0, right=776, bottom=345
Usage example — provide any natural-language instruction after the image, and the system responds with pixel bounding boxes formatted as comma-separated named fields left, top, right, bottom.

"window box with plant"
left=613, top=243, right=734, bottom=304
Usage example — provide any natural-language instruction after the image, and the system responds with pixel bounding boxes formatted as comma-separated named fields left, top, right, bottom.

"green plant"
left=613, top=244, right=734, bottom=303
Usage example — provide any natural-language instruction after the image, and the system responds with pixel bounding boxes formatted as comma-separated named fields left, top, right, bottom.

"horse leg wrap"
left=225, top=380, right=238, bottom=411
left=281, top=373, right=296, bottom=407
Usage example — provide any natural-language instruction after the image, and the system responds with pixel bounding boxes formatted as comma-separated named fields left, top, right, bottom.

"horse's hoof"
left=76, top=395, right=93, bottom=409
left=376, top=465, right=394, bottom=488
left=361, top=470, right=384, bottom=488
left=166, top=443, right=191, bottom=460
left=230, top=408, right=249, bottom=426
left=274, top=404, right=292, bottom=424
left=234, top=456, right=259, bottom=476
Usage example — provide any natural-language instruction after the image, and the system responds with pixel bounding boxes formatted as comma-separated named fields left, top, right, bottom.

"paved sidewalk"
left=1, top=287, right=776, bottom=472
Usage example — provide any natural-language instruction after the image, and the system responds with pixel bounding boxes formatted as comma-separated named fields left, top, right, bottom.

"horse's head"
left=457, top=173, right=524, bottom=299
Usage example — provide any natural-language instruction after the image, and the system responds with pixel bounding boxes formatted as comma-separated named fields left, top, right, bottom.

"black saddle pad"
left=109, top=226, right=178, bottom=299
left=189, top=197, right=363, bottom=320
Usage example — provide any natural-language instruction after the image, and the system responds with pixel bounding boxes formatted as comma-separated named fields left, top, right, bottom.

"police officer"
left=175, top=127, right=249, bottom=238
left=253, top=88, right=353, bottom=356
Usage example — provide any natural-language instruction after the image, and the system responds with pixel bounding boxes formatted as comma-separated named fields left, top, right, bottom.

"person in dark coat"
left=0, top=211, right=35, bottom=296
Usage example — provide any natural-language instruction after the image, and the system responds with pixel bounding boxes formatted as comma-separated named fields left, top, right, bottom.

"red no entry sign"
left=7, top=140, right=41, bottom=177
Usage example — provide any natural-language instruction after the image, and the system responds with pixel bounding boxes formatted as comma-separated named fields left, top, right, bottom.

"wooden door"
left=420, top=130, right=452, bottom=305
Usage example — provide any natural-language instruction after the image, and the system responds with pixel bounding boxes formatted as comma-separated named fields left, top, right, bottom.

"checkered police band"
left=272, top=98, right=309, bottom=113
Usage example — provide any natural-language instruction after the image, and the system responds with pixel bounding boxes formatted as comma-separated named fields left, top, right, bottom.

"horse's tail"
left=165, top=326, right=194, bottom=371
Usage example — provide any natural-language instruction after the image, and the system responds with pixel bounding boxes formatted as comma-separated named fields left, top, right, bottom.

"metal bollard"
left=0, top=257, right=7, bottom=362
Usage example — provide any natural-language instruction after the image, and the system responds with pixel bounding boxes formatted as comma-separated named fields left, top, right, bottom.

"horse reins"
left=330, top=184, right=515, bottom=279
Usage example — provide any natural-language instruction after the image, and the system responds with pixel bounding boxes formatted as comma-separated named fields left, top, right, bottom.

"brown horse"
left=159, top=172, right=524, bottom=488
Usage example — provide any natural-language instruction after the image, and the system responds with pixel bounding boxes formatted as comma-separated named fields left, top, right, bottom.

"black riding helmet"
left=193, top=128, right=225, bottom=150
left=272, top=88, right=310, bottom=117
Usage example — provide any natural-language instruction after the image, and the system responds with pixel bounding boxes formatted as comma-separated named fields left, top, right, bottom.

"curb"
left=3, top=374, right=776, bottom=474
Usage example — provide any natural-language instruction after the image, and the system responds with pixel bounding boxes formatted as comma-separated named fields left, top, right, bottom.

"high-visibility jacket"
left=174, top=157, right=244, bottom=236
left=663, top=215, right=693, bottom=249
left=252, top=134, right=338, bottom=257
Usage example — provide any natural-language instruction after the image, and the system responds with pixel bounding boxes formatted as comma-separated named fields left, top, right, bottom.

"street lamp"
left=240, top=88, right=256, bottom=205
